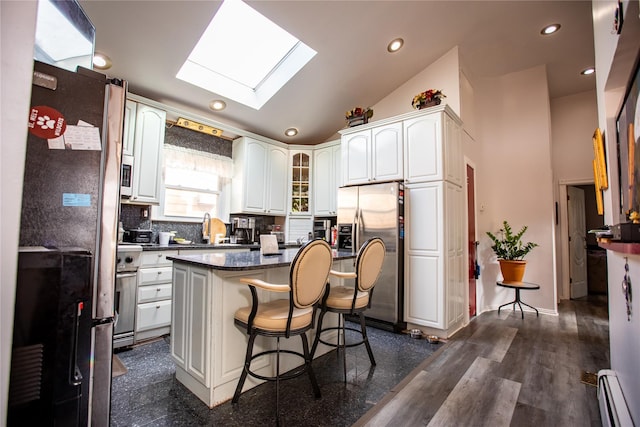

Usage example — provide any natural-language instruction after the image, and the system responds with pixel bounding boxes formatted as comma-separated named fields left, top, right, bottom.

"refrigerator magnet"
left=28, top=105, right=66, bottom=139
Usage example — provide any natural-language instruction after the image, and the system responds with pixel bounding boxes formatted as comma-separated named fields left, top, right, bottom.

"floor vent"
left=580, top=371, right=598, bottom=387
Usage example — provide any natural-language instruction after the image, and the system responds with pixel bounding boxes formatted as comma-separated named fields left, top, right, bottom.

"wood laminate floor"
left=354, top=295, right=609, bottom=427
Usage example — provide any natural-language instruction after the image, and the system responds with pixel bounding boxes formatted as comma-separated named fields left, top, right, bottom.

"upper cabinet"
left=341, top=121, right=403, bottom=186
left=404, top=110, right=463, bottom=186
left=231, top=137, right=288, bottom=215
left=340, top=106, right=463, bottom=188
left=122, top=100, right=137, bottom=157
left=313, top=140, right=341, bottom=216
left=124, top=102, right=166, bottom=204
left=289, top=150, right=311, bottom=215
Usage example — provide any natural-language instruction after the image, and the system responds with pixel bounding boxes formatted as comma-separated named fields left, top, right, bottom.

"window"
left=153, top=145, right=233, bottom=221
left=176, top=0, right=316, bottom=110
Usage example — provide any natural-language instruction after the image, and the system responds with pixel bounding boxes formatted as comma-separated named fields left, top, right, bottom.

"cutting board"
left=209, top=218, right=227, bottom=240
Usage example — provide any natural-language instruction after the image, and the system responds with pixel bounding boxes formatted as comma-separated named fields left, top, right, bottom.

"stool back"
left=356, top=237, right=386, bottom=293
left=290, top=239, right=333, bottom=309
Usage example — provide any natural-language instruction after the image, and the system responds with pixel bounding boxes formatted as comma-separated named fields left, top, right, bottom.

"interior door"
left=467, top=165, right=477, bottom=317
left=568, top=186, right=588, bottom=299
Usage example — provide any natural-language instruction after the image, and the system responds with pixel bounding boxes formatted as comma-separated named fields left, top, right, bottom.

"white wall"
left=0, top=0, right=37, bottom=421
left=473, top=65, right=557, bottom=314
left=592, top=0, right=640, bottom=422
left=551, top=90, right=598, bottom=183
left=372, top=46, right=461, bottom=120
left=550, top=90, right=599, bottom=300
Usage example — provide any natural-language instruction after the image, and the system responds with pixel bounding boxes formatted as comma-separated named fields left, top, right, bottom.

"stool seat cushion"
left=326, top=286, right=369, bottom=310
left=235, top=299, right=313, bottom=332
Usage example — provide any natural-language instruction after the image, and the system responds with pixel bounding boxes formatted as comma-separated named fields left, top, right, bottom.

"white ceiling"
left=79, top=0, right=596, bottom=145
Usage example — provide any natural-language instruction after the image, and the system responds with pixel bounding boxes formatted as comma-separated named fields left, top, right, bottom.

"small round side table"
left=497, top=281, right=540, bottom=319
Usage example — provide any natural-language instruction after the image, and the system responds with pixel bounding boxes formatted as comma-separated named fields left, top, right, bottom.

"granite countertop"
left=120, top=242, right=302, bottom=251
left=167, top=248, right=355, bottom=271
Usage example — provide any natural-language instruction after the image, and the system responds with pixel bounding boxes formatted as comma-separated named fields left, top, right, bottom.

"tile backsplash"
left=120, top=204, right=281, bottom=244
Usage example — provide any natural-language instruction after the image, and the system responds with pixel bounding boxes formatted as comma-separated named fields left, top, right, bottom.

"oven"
left=114, top=244, right=142, bottom=349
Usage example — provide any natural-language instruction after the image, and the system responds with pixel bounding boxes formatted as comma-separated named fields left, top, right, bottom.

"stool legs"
left=359, top=312, right=376, bottom=366
left=233, top=330, right=257, bottom=403
left=301, top=333, right=321, bottom=398
left=312, top=309, right=376, bottom=383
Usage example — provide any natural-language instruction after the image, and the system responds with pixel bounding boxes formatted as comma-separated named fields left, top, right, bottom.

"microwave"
left=121, top=154, right=133, bottom=197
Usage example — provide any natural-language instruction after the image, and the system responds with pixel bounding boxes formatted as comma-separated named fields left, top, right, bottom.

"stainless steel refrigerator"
left=9, top=60, right=125, bottom=426
left=337, top=182, right=405, bottom=331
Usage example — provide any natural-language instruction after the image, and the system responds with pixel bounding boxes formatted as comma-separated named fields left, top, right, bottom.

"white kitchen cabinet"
left=287, top=216, right=313, bottom=244
left=341, top=121, right=403, bottom=186
left=127, top=102, right=166, bottom=204
left=289, top=149, right=312, bottom=215
left=171, top=263, right=212, bottom=386
left=404, top=181, right=464, bottom=337
left=122, top=99, right=137, bottom=157
left=404, top=109, right=463, bottom=186
left=313, top=140, right=341, bottom=216
left=134, top=249, right=177, bottom=342
left=231, top=137, right=288, bottom=215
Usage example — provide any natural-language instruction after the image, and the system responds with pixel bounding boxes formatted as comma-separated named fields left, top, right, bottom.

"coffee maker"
left=231, top=217, right=255, bottom=244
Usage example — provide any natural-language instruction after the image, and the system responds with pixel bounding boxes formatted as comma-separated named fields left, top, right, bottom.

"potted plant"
left=345, top=107, right=373, bottom=127
left=486, top=220, right=538, bottom=282
left=411, top=89, right=446, bottom=109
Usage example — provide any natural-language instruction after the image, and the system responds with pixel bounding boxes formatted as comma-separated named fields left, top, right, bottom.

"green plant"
left=486, top=220, right=538, bottom=260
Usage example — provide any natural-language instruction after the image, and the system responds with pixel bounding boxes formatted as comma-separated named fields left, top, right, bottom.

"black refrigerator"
left=8, top=60, right=126, bottom=426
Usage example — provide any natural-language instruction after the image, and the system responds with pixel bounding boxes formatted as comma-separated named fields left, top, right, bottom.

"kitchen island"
left=166, top=247, right=355, bottom=408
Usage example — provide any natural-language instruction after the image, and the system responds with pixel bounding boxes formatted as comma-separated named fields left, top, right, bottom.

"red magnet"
left=28, top=105, right=67, bottom=139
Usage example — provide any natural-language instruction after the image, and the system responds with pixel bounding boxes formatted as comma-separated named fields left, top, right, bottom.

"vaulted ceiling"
left=80, top=1, right=596, bottom=145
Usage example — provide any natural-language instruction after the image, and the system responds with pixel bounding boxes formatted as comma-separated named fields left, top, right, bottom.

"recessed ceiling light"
left=387, top=38, right=404, bottom=53
left=284, top=127, right=298, bottom=137
left=93, top=53, right=112, bottom=70
left=581, top=67, right=595, bottom=76
left=209, top=100, right=227, bottom=111
left=541, top=24, right=561, bottom=35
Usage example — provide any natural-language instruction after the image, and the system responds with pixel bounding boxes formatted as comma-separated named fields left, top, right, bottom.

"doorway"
left=467, top=164, right=477, bottom=317
left=566, top=184, right=608, bottom=298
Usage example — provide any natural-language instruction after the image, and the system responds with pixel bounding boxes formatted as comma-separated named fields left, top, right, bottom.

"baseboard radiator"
left=598, top=370, right=634, bottom=427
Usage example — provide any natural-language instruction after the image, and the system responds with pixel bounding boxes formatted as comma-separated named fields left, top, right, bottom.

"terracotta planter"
left=498, top=260, right=527, bottom=283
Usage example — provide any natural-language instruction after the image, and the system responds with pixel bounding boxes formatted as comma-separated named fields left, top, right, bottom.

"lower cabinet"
left=134, top=250, right=178, bottom=342
left=171, top=264, right=210, bottom=386
left=404, top=181, right=464, bottom=337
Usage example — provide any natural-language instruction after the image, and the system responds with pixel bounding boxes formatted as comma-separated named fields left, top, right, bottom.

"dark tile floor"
left=110, top=323, right=440, bottom=426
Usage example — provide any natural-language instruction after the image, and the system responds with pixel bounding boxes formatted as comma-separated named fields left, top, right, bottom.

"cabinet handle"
left=157, top=271, right=162, bottom=275
left=157, top=254, right=162, bottom=258
left=156, top=305, right=161, bottom=309
left=157, top=288, right=162, bottom=291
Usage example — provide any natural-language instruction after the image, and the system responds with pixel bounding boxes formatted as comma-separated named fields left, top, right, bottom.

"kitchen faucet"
left=202, top=212, right=211, bottom=243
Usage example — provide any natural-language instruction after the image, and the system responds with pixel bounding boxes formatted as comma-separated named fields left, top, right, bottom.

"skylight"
left=177, top=0, right=316, bottom=110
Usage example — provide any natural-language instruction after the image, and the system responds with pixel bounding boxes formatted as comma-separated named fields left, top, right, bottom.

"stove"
left=116, top=243, right=142, bottom=273
left=114, top=244, right=142, bottom=348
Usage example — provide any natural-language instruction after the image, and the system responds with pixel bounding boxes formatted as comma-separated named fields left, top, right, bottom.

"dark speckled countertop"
left=167, top=247, right=355, bottom=271
left=120, top=242, right=303, bottom=251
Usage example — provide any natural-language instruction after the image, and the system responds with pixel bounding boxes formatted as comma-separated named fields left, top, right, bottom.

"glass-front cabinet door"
left=290, top=152, right=310, bottom=213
